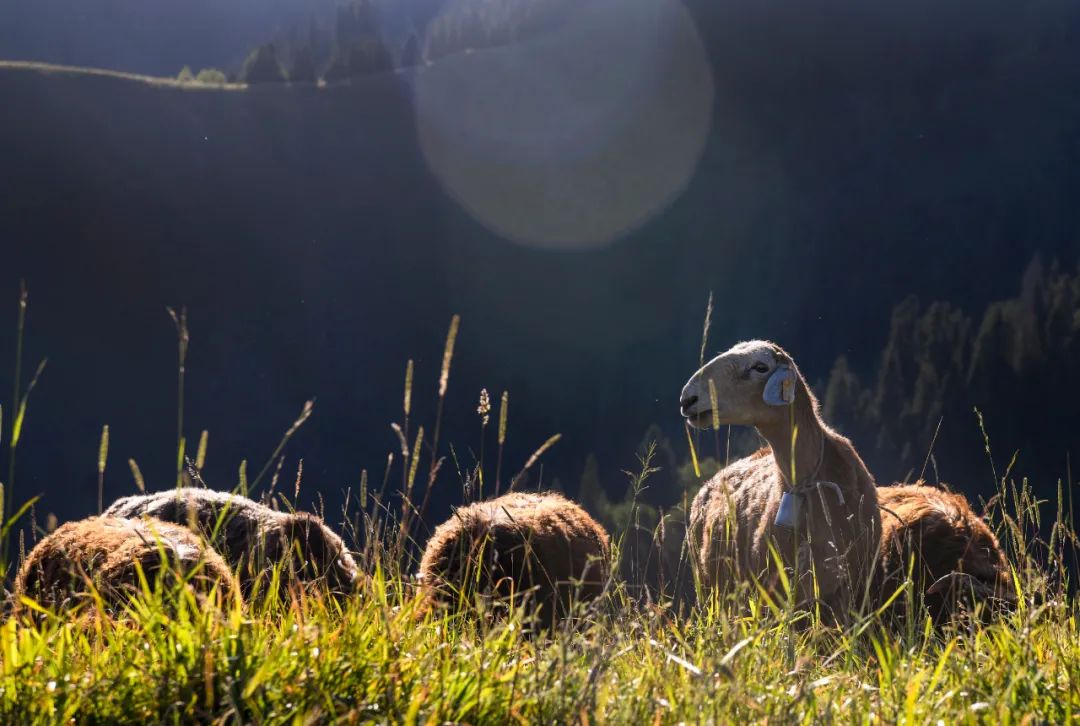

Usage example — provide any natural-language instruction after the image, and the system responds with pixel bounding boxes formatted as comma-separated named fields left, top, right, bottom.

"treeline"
left=421, top=0, right=574, bottom=62
left=174, top=0, right=578, bottom=85
left=822, top=257, right=1080, bottom=495
left=175, top=67, right=229, bottom=85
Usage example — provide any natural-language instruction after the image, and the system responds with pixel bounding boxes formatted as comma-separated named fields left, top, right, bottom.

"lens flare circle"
left=415, top=0, right=713, bottom=250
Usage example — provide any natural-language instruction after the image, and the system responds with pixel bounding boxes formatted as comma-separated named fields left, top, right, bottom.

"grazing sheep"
left=104, top=488, right=359, bottom=595
left=418, top=491, right=611, bottom=627
left=15, top=516, right=237, bottom=616
left=874, top=483, right=1015, bottom=622
left=680, top=340, right=881, bottom=622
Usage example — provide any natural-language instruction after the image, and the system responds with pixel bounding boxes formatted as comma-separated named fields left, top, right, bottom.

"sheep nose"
left=680, top=394, right=699, bottom=413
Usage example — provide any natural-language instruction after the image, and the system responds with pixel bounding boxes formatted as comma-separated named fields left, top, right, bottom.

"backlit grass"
left=0, top=534, right=1076, bottom=724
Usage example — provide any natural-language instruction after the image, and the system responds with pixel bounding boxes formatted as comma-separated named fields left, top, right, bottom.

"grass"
left=1, top=436, right=1075, bottom=724
left=0, top=519, right=1075, bottom=723
left=0, top=289, right=1077, bottom=723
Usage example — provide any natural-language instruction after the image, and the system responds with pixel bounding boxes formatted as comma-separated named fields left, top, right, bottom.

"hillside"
left=2, top=0, right=1080, bottom=529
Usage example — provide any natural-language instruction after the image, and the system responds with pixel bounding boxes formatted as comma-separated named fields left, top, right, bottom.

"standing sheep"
left=104, top=488, right=359, bottom=596
left=15, top=516, right=237, bottom=616
left=874, top=483, right=1015, bottom=622
left=680, top=340, right=881, bottom=622
left=418, top=491, right=611, bottom=627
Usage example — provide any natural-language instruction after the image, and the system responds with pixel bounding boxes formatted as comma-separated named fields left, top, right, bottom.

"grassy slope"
left=1, top=462, right=1076, bottom=724
left=1, top=559, right=1076, bottom=723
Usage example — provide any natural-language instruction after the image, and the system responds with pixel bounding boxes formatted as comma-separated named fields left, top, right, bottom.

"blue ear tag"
left=763, top=366, right=796, bottom=406
left=774, top=491, right=801, bottom=529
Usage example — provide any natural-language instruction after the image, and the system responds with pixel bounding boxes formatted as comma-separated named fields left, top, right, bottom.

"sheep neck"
left=755, top=378, right=827, bottom=491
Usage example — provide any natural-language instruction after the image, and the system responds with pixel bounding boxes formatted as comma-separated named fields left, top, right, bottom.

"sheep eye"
left=751, top=363, right=770, bottom=374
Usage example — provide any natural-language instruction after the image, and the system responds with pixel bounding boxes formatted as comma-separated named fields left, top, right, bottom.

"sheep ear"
left=763, top=366, right=796, bottom=406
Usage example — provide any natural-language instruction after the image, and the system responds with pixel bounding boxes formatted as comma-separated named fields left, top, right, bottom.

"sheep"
left=104, top=488, right=359, bottom=596
left=680, top=340, right=881, bottom=622
left=14, top=516, right=237, bottom=616
left=418, top=491, right=611, bottom=627
left=874, top=482, right=1015, bottom=623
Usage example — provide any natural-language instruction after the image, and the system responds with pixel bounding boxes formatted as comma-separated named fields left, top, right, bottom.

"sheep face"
left=261, top=512, right=359, bottom=595
left=918, top=503, right=1014, bottom=613
left=680, top=340, right=799, bottom=429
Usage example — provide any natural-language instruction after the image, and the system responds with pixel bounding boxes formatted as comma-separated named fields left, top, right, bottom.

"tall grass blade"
left=195, top=429, right=209, bottom=470
left=128, top=458, right=146, bottom=492
left=97, top=424, right=109, bottom=513
left=250, top=399, right=314, bottom=492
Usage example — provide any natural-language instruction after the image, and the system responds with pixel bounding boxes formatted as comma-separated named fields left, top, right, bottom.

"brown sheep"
left=874, top=483, right=1015, bottom=623
left=14, top=516, right=237, bottom=616
left=680, top=340, right=881, bottom=622
left=418, top=491, right=611, bottom=627
left=104, top=488, right=359, bottom=596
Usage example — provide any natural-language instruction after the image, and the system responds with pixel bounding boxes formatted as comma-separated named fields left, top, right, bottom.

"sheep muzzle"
left=926, top=571, right=1017, bottom=604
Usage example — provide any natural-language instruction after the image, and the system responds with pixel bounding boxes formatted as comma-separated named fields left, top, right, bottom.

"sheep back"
left=14, top=516, right=236, bottom=616
left=419, top=491, right=611, bottom=626
left=689, top=448, right=778, bottom=592
left=105, top=489, right=358, bottom=594
left=875, top=483, right=1012, bottom=622
left=689, top=442, right=880, bottom=619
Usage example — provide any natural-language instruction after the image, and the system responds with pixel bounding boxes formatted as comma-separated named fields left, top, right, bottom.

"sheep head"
left=680, top=340, right=801, bottom=429
left=918, top=495, right=1016, bottom=612
left=262, top=512, right=359, bottom=595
